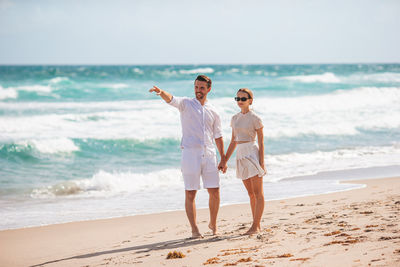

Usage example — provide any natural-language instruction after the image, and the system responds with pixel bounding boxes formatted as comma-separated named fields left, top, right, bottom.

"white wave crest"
left=179, top=67, right=214, bottom=74
left=348, top=72, right=400, bottom=83
left=31, top=168, right=182, bottom=198
left=28, top=143, right=400, bottom=199
left=0, top=86, right=18, bottom=100
left=49, top=77, right=69, bottom=84
left=266, top=144, right=400, bottom=182
left=101, top=83, right=129, bottom=89
left=0, top=87, right=399, bottom=141
left=0, top=100, right=182, bottom=141
left=209, top=86, right=400, bottom=139
left=229, top=68, right=240, bottom=73
left=282, top=72, right=341, bottom=83
left=16, top=138, right=79, bottom=154
left=285, top=72, right=400, bottom=84
left=132, top=68, right=144, bottom=74
left=16, top=85, right=53, bottom=93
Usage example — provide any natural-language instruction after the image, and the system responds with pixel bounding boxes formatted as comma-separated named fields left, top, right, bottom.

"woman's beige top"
left=230, top=111, right=263, bottom=142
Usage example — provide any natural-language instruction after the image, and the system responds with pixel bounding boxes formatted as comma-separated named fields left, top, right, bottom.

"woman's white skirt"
left=236, top=141, right=266, bottom=180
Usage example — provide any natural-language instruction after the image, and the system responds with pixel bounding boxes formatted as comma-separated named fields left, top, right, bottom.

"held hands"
left=149, top=85, right=162, bottom=95
left=218, top=159, right=228, bottom=174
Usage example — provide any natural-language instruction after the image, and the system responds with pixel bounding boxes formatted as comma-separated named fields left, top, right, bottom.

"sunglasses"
left=235, top=97, right=251, bottom=102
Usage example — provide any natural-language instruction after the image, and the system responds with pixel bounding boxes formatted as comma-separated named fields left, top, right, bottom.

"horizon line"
left=1, top=62, right=400, bottom=66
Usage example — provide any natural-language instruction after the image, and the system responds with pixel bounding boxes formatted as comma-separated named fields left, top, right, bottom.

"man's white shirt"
left=168, top=96, right=222, bottom=150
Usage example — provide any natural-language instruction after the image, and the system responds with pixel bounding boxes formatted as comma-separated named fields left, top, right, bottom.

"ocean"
left=1, top=64, right=400, bottom=230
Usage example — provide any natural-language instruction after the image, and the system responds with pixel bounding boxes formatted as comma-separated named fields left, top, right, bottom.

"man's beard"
left=196, top=92, right=204, bottom=100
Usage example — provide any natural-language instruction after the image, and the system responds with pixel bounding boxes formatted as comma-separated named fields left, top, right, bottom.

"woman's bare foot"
left=191, top=231, right=203, bottom=239
left=243, top=226, right=260, bottom=235
left=208, top=223, right=217, bottom=235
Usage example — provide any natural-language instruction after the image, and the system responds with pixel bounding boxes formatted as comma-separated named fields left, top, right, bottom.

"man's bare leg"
left=185, top=190, right=202, bottom=238
left=207, top=187, right=220, bottom=235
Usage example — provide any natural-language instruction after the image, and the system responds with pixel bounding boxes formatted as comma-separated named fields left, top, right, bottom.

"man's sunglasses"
left=235, top=97, right=251, bottom=102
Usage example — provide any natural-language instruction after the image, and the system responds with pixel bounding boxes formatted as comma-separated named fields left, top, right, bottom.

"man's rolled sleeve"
left=213, top=112, right=223, bottom=139
left=168, top=96, right=186, bottom=111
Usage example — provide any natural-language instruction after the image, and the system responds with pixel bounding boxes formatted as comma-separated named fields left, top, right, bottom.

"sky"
left=0, top=0, right=399, bottom=65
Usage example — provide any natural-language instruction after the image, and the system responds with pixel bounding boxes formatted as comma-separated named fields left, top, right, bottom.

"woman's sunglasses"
left=235, top=97, right=251, bottom=102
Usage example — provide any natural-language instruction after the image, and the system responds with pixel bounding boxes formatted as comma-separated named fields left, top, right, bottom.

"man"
left=149, top=75, right=226, bottom=238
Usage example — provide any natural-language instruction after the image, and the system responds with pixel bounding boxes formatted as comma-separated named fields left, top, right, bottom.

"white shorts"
left=181, top=147, right=220, bottom=190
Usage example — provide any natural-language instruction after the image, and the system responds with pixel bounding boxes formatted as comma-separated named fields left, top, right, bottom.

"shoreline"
left=2, top=164, right=400, bottom=231
left=0, top=183, right=364, bottom=232
left=0, top=176, right=366, bottom=232
left=1, top=176, right=399, bottom=266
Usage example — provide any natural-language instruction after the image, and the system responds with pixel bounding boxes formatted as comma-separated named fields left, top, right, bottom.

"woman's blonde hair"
left=237, top=88, right=254, bottom=105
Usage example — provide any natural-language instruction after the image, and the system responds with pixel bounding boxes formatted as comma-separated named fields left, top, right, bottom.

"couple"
left=149, top=75, right=266, bottom=237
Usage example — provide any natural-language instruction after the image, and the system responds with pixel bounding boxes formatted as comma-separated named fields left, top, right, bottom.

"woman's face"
left=236, top=91, right=252, bottom=109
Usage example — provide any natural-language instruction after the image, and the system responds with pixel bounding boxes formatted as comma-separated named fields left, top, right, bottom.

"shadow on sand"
left=30, top=234, right=244, bottom=267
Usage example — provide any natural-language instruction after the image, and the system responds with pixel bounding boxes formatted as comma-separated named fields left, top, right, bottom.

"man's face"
left=194, top=80, right=211, bottom=101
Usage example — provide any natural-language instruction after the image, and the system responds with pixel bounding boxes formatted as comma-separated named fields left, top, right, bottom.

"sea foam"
left=349, top=72, right=400, bottom=83
left=30, top=168, right=183, bottom=198
left=15, top=85, right=53, bottom=93
left=1, top=87, right=399, bottom=142
left=179, top=67, right=214, bottom=74
left=16, top=138, right=80, bottom=154
left=0, top=86, right=18, bottom=100
left=101, top=83, right=129, bottom=89
left=282, top=72, right=341, bottom=83
left=28, top=143, right=400, bottom=199
left=266, top=144, right=400, bottom=182
left=49, top=77, right=70, bottom=84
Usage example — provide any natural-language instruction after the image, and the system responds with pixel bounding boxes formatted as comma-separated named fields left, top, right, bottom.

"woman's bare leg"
left=244, top=176, right=264, bottom=235
left=242, top=178, right=256, bottom=221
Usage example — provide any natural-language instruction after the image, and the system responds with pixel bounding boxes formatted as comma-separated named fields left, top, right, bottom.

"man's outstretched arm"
left=149, top=85, right=173, bottom=103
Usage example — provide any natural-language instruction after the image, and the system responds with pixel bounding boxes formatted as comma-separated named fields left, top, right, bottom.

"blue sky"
left=0, top=0, right=399, bottom=64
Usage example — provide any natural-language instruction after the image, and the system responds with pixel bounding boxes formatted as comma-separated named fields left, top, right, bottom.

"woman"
left=225, top=88, right=266, bottom=235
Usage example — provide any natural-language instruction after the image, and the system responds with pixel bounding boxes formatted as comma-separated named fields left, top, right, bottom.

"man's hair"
left=195, top=75, right=212, bottom=88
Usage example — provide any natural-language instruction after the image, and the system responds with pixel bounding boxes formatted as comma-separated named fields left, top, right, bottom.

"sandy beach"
left=0, top=177, right=399, bottom=267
